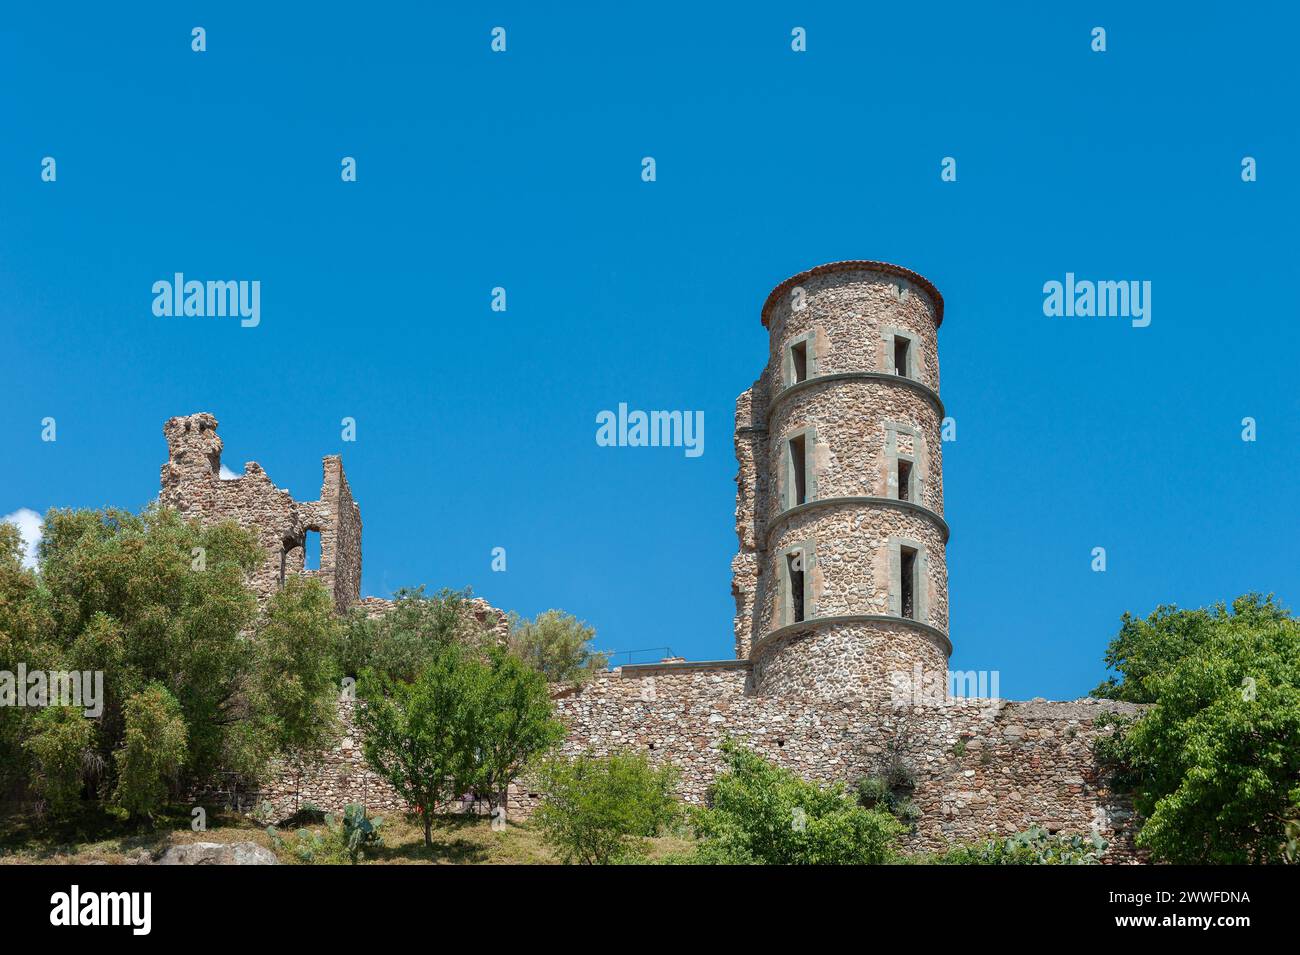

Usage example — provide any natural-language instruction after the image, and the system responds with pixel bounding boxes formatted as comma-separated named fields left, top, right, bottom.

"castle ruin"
left=160, top=412, right=361, bottom=611
left=157, top=262, right=1141, bottom=857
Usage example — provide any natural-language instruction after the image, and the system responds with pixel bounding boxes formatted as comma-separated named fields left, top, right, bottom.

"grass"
left=0, top=805, right=695, bottom=865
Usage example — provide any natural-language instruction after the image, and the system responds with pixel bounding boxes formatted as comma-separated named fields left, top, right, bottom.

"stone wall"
left=267, top=663, right=1142, bottom=861
left=543, top=664, right=1143, bottom=860
left=159, top=413, right=361, bottom=611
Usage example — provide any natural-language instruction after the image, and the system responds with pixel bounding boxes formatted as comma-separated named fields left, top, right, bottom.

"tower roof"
left=761, top=260, right=945, bottom=328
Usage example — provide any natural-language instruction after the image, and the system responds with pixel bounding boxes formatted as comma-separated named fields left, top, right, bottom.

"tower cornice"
left=761, top=260, right=945, bottom=328
left=766, top=371, right=945, bottom=424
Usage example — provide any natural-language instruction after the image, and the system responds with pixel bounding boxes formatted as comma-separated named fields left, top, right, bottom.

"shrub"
left=533, top=752, right=679, bottom=864
left=856, top=757, right=922, bottom=829
left=925, top=826, right=1107, bottom=865
left=340, top=803, right=384, bottom=863
left=691, top=742, right=902, bottom=864
left=267, top=803, right=383, bottom=864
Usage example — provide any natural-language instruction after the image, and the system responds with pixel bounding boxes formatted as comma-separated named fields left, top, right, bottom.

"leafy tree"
left=1, top=506, right=345, bottom=819
left=338, top=587, right=494, bottom=682
left=0, top=522, right=42, bottom=790
left=357, top=640, right=564, bottom=844
left=464, top=646, right=565, bottom=811
left=1093, top=593, right=1292, bottom=703
left=22, top=706, right=98, bottom=817
left=252, top=576, right=341, bottom=757
left=533, top=752, right=679, bottom=864
left=113, top=684, right=188, bottom=820
left=356, top=644, right=481, bottom=847
left=1094, top=594, right=1300, bottom=863
left=507, top=610, right=608, bottom=685
left=690, top=742, right=902, bottom=864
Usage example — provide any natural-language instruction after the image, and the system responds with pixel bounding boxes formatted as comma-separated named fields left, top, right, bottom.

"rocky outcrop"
left=156, top=842, right=279, bottom=865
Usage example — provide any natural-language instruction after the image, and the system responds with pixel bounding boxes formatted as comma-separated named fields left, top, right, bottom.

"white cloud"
left=219, top=464, right=239, bottom=480
left=2, top=508, right=43, bottom=570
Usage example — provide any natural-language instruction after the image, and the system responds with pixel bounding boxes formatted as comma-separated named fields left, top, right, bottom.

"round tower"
left=734, top=261, right=950, bottom=702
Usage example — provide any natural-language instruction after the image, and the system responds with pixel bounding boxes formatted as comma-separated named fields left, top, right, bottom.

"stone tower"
left=732, top=261, right=950, bottom=701
left=160, top=412, right=362, bottom=612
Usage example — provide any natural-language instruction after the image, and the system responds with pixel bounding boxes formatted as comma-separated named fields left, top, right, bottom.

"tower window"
left=900, top=546, right=917, bottom=620
left=897, top=459, right=912, bottom=502
left=786, top=551, right=806, bottom=623
left=893, top=336, right=911, bottom=378
left=788, top=434, right=807, bottom=507
left=789, top=340, right=808, bottom=384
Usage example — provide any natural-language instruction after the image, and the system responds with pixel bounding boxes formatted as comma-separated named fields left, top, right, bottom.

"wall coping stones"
left=618, top=659, right=754, bottom=675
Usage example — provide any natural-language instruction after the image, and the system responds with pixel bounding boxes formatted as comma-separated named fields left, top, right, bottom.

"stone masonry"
left=161, top=263, right=1142, bottom=859
left=160, top=412, right=361, bottom=611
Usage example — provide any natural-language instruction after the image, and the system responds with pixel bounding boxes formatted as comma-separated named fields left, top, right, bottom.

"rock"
left=157, top=842, right=279, bottom=865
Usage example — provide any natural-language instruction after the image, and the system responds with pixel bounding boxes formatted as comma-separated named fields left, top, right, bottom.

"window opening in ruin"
left=790, top=339, right=808, bottom=384
left=897, top=459, right=912, bottom=502
left=788, top=434, right=807, bottom=507
left=900, top=546, right=917, bottom=620
left=304, top=530, right=321, bottom=571
left=787, top=550, right=805, bottom=623
left=894, top=336, right=911, bottom=378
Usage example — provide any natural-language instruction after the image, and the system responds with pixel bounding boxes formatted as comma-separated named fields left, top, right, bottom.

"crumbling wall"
left=159, top=413, right=361, bottom=611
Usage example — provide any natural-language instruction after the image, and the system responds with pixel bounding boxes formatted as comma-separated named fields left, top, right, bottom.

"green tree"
left=533, top=752, right=679, bottom=864
left=690, top=742, right=902, bottom=864
left=356, top=643, right=481, bottom=847
left=507, top=610, right=607, bottom=685
left=338, top=587, right=493, bottom=682
left=252, top=576, right=342, bottom=757
left=1092, top=593, right=1292, bottom=703
left=464, top=646, right=565, bottom=812
left=1094, top=594, right=1300, bottom=863
left=2, top=505, right=346, bottom=819
left=113, top=685, right=188, bottom=820
left=22, top=706, right=98, bottom=817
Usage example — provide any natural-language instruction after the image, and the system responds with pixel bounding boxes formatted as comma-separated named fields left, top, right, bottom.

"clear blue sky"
left=3, top=4, right=1296, bottom=699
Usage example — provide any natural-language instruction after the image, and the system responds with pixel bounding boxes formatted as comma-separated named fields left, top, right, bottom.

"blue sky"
left=2, top=4, right=1296, bottom=699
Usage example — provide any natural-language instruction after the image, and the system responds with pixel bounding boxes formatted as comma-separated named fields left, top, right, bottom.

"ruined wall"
left=159, top=413, right=361, bottom=611
left=545, top=666, right=1143, bottom=859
